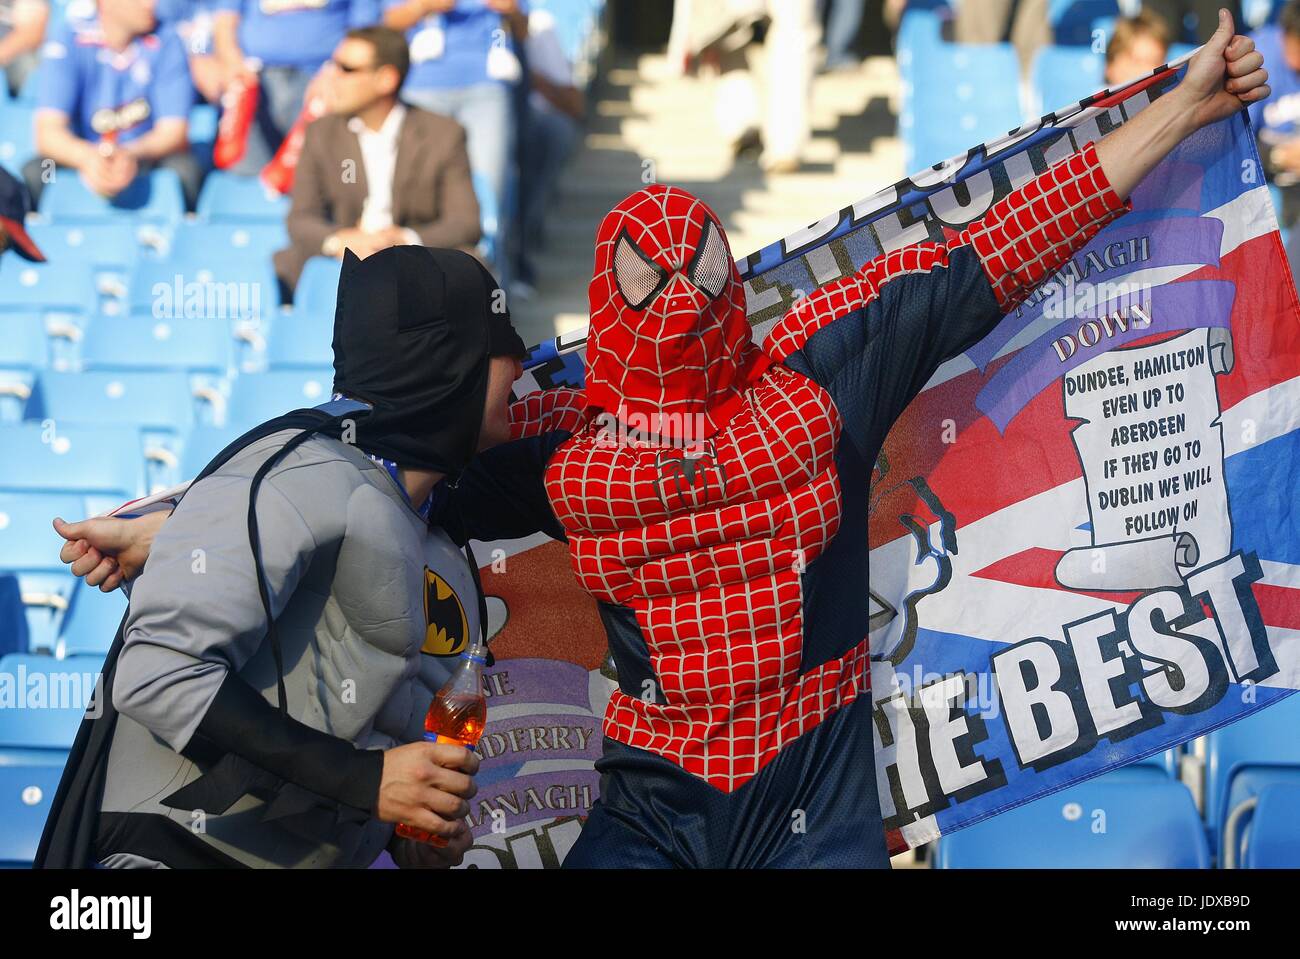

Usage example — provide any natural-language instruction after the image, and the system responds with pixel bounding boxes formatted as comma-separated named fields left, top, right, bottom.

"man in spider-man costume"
left=54, top=19, right=1267, bottom=867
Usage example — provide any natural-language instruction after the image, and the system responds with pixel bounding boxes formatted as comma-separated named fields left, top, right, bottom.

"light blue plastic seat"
left=293, top=256, right=342, bottom=320
left=165, top=220, right=289, bottom=264
left=80, top=315, right=235, bottom=374
left=0, top=102, right=35, bottom=178
left=224, top=369, right=335, bottom=430
left=933, top=778, right=1210, bottom=868
left=1206, top=693, right=1300, bottom=863
left=32, top=370, right=199, bottom=435
left=127, top=256, right=278, bottom=320
left=0, top=762, right=67, bottom=866
left=265, top=313, right=335, bottom=369
left=196, top=171, right=291, bottom=223
left=39, top=167, right=185, bottom=224
left=56, top=581, right=127, bottom=658
left=23, top=221, right=151, bottom=273
left=1241, top=783, right=1300, bottom=868
left=1030, top=45, right=1105, bottom=117
left=0, top=259, right=96, bottom=314
left=0, top=423, right=144, bottom=500
left=0, top=653, right=101, bottom=750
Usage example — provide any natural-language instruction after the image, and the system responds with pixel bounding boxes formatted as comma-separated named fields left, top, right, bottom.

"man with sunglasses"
left=273, top=25, right=481, bottom=296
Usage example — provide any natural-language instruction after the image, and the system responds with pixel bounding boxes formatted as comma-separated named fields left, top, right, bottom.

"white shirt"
left=348, top=102, right=420, bottom=243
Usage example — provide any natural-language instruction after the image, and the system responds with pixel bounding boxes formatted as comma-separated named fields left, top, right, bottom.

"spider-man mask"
left=585, top=184, right=769, bottom=441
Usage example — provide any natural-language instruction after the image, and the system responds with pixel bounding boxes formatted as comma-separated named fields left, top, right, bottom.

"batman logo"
left=422, top=567, right=469, bottom=656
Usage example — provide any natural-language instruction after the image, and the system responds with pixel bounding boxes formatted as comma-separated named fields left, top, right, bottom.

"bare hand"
left=53, top=512, right=169, bottom=591
left=1177, top=9, right=1269, bottom=132
left=376, top=742, right=479, bottom=840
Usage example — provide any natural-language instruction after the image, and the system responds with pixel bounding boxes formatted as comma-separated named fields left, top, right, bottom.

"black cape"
left=34, top=403, right=367, bottom=868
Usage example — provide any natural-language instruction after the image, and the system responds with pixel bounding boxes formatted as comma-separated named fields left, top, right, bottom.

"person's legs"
left=822, top=0, right=866, bottom=70
left=761, top=0, right=819, bottom=170
left=460, top=82, right=515, bottom=280
left=406, top=83, right=515, bottom=278
left=515, top=107, right=579, bottom=286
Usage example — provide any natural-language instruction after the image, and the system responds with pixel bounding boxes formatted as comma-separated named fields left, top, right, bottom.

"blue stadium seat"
left=81, top=316, right=235, bottom=374
left=293, top=256, right=342, bottom=319
left=0, top=762, right=66, bottom=866
left=165, top=221, right=289, bottom=264
left=0, top=316, right=51, bottom=422
left=56, top=581, right=127, bottom=658
left=1031, top=45, right=1105, bottom=117
left=1240, top=783, right=1300, bottom=868
left=0, top=102, right=35, bottom=178
left=23, top=221, right=153, bottom=273
left=0, top=492, right=84, bottom=575
left=0, top=259, right=97, bottom=314
left=933, top=778, right=1210, bottom=868
left=1206, top=692, right=1300, bottom=862
left=0, top=573, right=27, bottom=658
left=39, top=167, right=185, bottom=224
left=897, top=9, right=946, bottom=87
left=197, top=171, right=291, bottom=223
left=32, top=370, right=200, bottom=435
left=902, top=42, right=1023, bottom=169
left=127, top=256, right=278, bottom=320
left=1049, top=0, right=1120, bottom=45
left=0, top=423, right=145, bottom=500
left=0, top=653, right=101, bottom=749
left=225, top=369, right=335, bottom=429
left=266, top=314, right=335, bottom=369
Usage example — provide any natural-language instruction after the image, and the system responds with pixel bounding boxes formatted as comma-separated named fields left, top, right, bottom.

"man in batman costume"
left=37, top=245, right=529, bottom=868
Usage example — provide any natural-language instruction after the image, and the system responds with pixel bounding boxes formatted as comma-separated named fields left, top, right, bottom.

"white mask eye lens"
left=613, top=232, right=668, bottom=310
left=687, top=219, right=730, bottom=300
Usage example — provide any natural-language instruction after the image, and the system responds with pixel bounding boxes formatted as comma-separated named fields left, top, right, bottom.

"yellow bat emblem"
left=422, top=566, right=469, bottom=656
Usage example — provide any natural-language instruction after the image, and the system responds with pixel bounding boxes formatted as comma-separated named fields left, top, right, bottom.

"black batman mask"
left=331, top=246, right=526, bottom=479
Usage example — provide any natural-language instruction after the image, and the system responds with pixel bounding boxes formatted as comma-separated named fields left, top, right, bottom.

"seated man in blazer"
left=274, top=25, right=481, bottom=297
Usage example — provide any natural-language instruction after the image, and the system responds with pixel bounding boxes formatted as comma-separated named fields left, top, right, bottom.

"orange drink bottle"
left=394, top=639, right=488, bottom=847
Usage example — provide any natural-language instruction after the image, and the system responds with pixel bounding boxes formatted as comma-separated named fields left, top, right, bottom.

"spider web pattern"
left=546, top=365, right=862, bottom=791
left=509, top=387, right=587, bottom=440
left=765, top=139, right=1131, bottom=362
left=585, top=184, right=762, bottom=439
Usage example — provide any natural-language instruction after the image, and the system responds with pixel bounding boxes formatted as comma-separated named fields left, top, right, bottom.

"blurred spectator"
left=1250, top=0, right=1300, bottom=272
left=1145, top=0, right=1241, bottom=44
left=212, top=0, right=379, bottom=174
left=511, top=6, right=582, bottom=295
left=680, top=0, right=819, bottom=174
left=0, top=0, right=47, bottom=96
left=382, top=0, right=526, bottom=274
left=1104, top=10, right=1171, bottom=85
left=157, top=0, right=223, bottom=101
left=24, top=0, right=201, bottom=209
left=273, top=25, right=479, bottom=296
left=819, top=0, right=863, bottom=72
left=0, top=167, right=45, bottom=260
left=954, top=0, right=1049, bottom=74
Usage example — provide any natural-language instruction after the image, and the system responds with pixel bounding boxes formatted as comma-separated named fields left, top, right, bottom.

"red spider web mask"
left=585, top=184, right=770, bottom=441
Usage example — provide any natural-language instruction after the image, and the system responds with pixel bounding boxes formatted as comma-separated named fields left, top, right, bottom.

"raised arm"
left=771, top=10, right=1266, bottom=459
